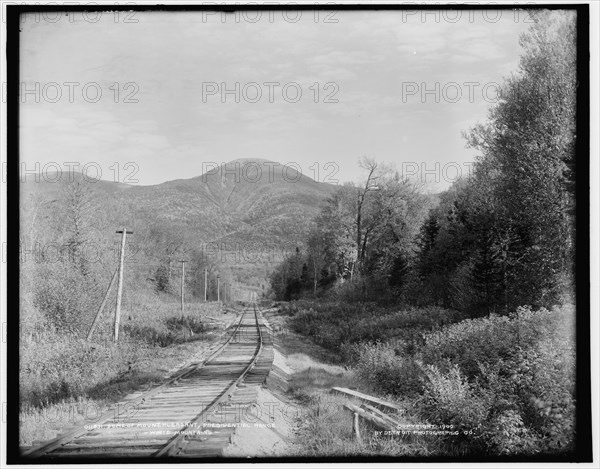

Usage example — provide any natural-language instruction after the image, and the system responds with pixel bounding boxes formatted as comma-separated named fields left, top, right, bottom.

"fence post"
left=353, top=412, right=362, bottom=443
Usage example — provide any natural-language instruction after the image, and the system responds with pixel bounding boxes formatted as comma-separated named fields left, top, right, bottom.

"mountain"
left=106, top=158, right=336, bottom=244
left=20, top=159, right=338, bottom=288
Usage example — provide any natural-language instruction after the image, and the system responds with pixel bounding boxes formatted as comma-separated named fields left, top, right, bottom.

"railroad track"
left=22, top=303, right=273, bottom=460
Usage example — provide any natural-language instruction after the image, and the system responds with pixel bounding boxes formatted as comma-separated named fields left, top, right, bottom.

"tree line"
left=269, top=10, right=577, bottom=316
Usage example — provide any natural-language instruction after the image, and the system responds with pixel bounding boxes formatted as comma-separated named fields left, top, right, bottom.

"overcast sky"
left=19, top=9, right=531, bottom=191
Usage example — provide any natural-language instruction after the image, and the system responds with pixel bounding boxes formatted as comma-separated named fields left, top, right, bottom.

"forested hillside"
left=270, top=10, right=577, bottom=315
left=20, top=158, right=336, bottom=310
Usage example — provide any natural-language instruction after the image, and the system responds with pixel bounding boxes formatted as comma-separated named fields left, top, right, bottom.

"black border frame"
left=5, top=2, right=592, bottom=464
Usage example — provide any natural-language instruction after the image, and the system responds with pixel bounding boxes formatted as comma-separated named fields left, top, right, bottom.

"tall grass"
left=286, top=300, right=467, bottom=360
left=19, top=287, right=226, bottom=445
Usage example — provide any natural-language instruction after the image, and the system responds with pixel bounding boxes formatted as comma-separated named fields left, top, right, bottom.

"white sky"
left=19, top=9, right=532, bottom=190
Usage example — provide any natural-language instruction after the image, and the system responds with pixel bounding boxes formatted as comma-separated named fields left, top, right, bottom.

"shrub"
left=353, top=342, right=425, bottom=397
left=484, top=409, right=538, bottom=455
left=418, top=362, right=539, bottom=456
left=420, top=306, right=559, bottom=379
left=289, top=301, right=466, bottom=358
left=420, top=363, right=490, bottom=430
left=32, top=263, right=104, bottom=334
left=165, top=315, right=207, bottom=334
left=417, top=305, right=575, bottom=455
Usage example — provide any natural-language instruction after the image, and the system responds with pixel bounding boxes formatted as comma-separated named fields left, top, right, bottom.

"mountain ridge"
left=21, top=158, right=338, bottom=269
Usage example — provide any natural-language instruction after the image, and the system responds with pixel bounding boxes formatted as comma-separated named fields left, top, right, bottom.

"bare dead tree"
left=354, top=156, right=381, bottom=279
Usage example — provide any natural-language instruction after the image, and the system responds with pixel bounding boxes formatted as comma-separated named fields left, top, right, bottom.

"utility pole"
left=217, top=274, right=220, bottom=303
left=114, top=228, right=132, bottom=342
left=204, top=267, right=208, bottom=302
left=179, top=259, right=187, bottom=318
